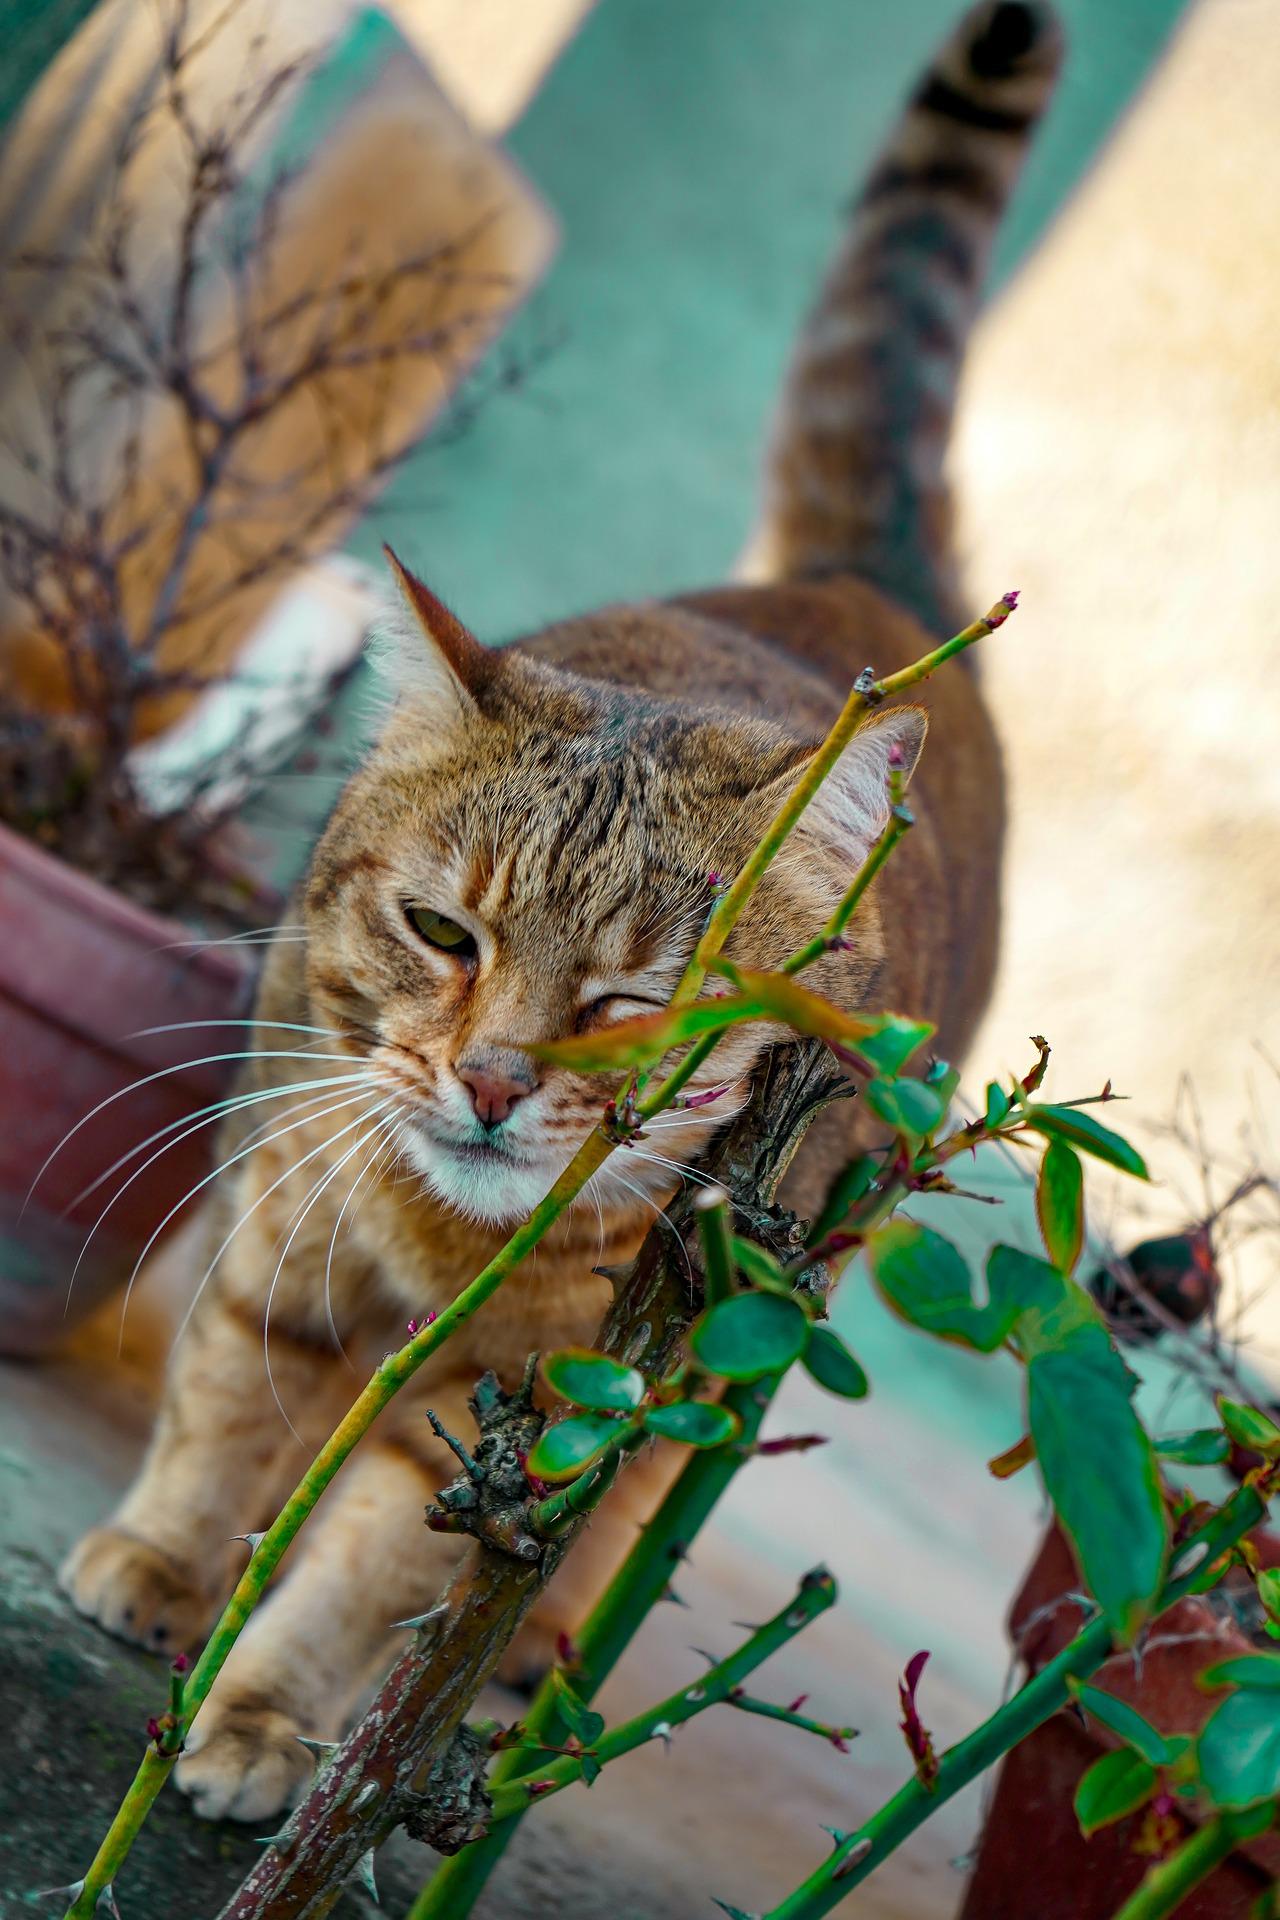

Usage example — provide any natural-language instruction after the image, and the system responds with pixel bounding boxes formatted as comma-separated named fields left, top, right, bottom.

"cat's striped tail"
left=755, top=0, right=1063, bottom=634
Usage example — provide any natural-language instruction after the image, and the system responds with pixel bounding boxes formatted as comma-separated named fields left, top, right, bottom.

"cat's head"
left=303, top=554, right=924, bottom=1226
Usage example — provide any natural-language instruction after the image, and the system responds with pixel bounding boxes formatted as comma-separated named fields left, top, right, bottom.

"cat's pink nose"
left=455, top=1053, right=536, bottom=1128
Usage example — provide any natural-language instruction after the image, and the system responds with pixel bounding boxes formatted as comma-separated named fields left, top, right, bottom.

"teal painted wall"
left=348, top=0, right=1190, bottom=641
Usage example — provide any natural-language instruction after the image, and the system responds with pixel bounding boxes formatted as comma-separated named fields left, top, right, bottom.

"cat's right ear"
left=372, top=546, right=497, bottom=716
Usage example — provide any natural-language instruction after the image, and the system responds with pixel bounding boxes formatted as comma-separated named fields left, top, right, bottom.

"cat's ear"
left=792, top=705, right=927, bottom=866
left=373, top=546, right=497, bottom=715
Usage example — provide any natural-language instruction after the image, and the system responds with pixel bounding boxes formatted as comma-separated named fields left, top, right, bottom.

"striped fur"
left=756, top=0, right=1063, bottom=633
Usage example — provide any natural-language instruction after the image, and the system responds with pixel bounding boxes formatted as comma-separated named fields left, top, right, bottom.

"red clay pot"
left=0, top=820, right=253, bottom=1355
left=959, top=1522, right=1280, bottom=1919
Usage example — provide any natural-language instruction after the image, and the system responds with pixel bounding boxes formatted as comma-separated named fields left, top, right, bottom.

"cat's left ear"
left=793, top=705, right=927, bottom=867
left=374, top=546, right=497, bottom=715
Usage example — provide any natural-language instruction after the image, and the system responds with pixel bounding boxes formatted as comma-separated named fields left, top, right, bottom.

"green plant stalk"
left=1105, top=1816, right=1244, bottom=1920
left=487, top=1568, right=838, bottom=1818
left=761, top=1485, right=1267, bottom=1918
left=529, top=1425, right=644, bottom=1536
left=66, top=604, right=1007, bottom=1916
left=409, top=1163, right=915, bottom=1919
left=405, top=1371, right=782, bottom=1920
left=783, top=786, right=913, bottom=977
left=726, top=1692, right=856, bottom=1743
left=63, top=1131, right=613, bottom=1919
left=676, top=594, right=1016, bottom=1006
left=695, top=1185, right=736, bottom=1304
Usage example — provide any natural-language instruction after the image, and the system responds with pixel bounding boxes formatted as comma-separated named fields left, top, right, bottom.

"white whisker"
left=262, top=1100, right=397, bottom=1442
left=127, top=1017, right=334, bottom=1041
left=602, top=1168, right=694, bottom=1288
left=118, top=1085, right=388, bottom=1354
left=170, top=1093, right=402, bottom=1350
left=66, top=1071, right=379, bottom=1314
left=66, top=1069, right=375, bottom=1215
left=629, top=1148, right=718, bottom=1191
left=320, top=1109, right=404, bottom=1369
left=151, top=924, right=309, bottom=954
left=25, top=1047, right=365, bottom=1209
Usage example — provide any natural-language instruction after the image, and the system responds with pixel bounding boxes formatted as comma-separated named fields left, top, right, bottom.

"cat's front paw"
left=175, top=1691, right=312, bottom=1822
left=59, top=1526, right=210, bottom=1653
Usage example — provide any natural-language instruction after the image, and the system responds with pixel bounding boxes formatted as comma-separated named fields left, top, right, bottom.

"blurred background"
left=2, top=1, right=1278, bottom=1914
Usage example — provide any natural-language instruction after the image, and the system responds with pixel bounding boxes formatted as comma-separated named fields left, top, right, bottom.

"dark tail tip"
left=968, top=1, right=1064, bottom=80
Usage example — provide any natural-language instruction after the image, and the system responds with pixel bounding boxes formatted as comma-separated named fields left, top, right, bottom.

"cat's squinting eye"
left=405, top=906, right=477, bottom=959
left=579, top=993, right=667, bottom=1027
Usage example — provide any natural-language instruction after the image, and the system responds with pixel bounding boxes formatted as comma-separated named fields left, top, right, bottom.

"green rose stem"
left=695, top=1183, right=737, bottom=1305
left=782, top=766, right=914, bottom=977
left=1106, top=1816, right=1253, bottom=1920
left=528, top=1425, right=645, bottom=1537
left=485, top=1569, right=839, bottom=1820
left=759, top=1485, right=1267, bottom=1919
left=675, top=592, right=1017, bottom=1006
left=406, top=1370, right=784, bottom=1920
left=409, top=1174, right=911, bottom=1920
left=62, top=602, right=1010, bottom=1919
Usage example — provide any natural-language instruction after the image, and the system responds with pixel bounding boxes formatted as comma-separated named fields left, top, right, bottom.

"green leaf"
left=867, top=1222, right=1016, bottom=1352
left=706, top=959, right=885, bottom=1047
left=986, top=1246, right=1099, bottom=1359
left=1074, top=1749, right=1159, bottom=1836
left=802, top=1326, right=870, bottom=1400
left=543, top=1349, right=645, bottom=1413
left=1029, top=1329, right=1167, bottom=1641
left=1153, top=1429, right=1231, bottom=1467
left=1069, top=1682, right=1176, bottom=1765
left=1036, top=1138, right=1084, bottom=1273
left=549, top=1670, right=606, bottom=1747
left=642, top=1400, right=741, bottom=1447
left=807, top=1155, right=876, bottom=1248
left=579, top=1752, right=603, bottom=1787
left=864, top=1076, right=947, bottom=1139
left=526, top=1412, right=623, bottom=1484
left=729, top=1236, right=792, bottom=1294
left=1199, top=1653, right=1280, bottom=1692
left=802, top=1328, right=871, bottom=1405
left=856, top=1016, right=936, bottom=1077
left=1198, top=1689, right=1280, bottom=1808
left=1260, top=1570, right=1280, bottom=1625
left=1218, top=1398, right=1280, bottom=1457
left=526, top=995, right=762, bottom=1071
left=985, top=1081, right=1012, bottom=1129
left=689, top=1292, right=810, bottom=1382
left=1023, top=1106, right=1149, bottom=1181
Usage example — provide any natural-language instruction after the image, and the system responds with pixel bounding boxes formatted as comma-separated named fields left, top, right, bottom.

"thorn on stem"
left=390, top=1601, right=449, bottom=1632
left=352, top=1780, right=381, bottom=1816
left=832, top=1837, right=873, bottom=1879
left=354, top=1848, right=379, bottom=1902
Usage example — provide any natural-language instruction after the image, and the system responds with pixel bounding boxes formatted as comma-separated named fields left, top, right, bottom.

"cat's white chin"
left=399, top=1127, right=562, bottom=1227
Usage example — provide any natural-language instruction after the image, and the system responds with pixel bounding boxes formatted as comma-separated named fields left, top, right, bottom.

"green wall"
left=349, top=0, right=1190, bottom=641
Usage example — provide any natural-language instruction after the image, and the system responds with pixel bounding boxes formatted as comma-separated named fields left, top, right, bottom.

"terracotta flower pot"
left=959, top=1522, right=1280, bottom=1919
left=0, top=820, right=252, bottom=1355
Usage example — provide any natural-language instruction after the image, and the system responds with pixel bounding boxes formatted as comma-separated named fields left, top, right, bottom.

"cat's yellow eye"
left=406, top=907, right=477, bottom=957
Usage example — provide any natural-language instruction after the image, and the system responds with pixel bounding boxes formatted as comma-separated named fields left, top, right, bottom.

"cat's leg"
left=171, top=1376, right=473, bottom=1822
left=60, top=1204, right=353, bottom=1655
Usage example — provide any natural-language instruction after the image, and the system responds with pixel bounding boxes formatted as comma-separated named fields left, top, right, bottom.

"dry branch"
left=215, top=1041, right=844, bottom=1919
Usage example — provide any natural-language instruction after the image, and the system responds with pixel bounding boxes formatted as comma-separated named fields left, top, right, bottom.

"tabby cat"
left=62, top=0, right=1061, bottom=1822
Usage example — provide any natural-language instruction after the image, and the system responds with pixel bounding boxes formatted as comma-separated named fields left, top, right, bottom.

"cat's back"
left=519, top=573, right=1004, bottom=1068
